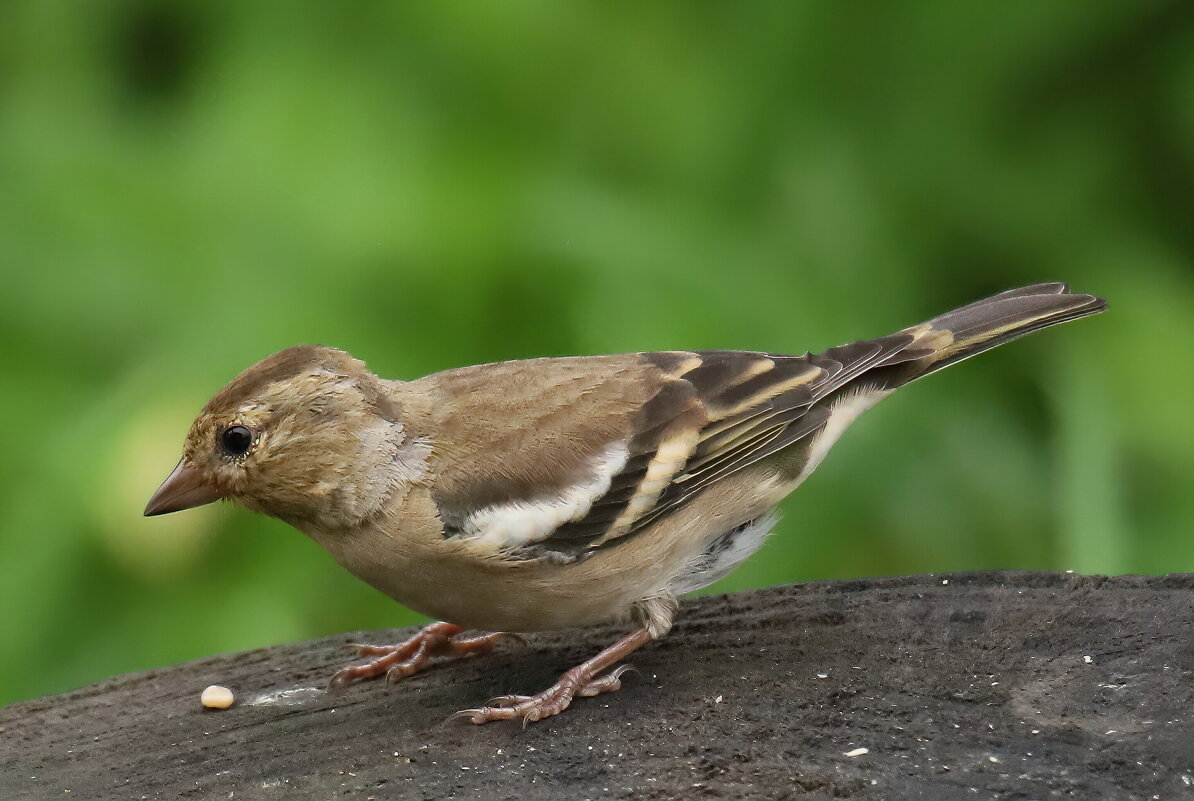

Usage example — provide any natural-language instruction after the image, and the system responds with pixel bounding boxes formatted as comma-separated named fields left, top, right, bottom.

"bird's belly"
left=309, top=522, right=680, bottom=632
left=308, top=478, right=781, bottom=634
left=345, top=544, right=666, bottom=632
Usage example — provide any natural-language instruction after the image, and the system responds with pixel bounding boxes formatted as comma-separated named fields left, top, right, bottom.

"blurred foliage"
left=1, top=1, right=1191, bottom=707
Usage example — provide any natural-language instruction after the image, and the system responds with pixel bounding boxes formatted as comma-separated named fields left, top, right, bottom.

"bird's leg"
left=455, top=626, right=652, bottom=725
left=328, top=622, right=520, bottom=690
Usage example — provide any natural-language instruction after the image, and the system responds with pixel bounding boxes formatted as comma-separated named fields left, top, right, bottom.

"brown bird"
left=145, top=283, right=1105, bottom=724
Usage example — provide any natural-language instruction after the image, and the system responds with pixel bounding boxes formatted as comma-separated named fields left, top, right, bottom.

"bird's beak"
left=144, top=459, right=225, bottom=516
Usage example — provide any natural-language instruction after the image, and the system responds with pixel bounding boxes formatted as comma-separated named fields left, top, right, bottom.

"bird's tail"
left=882, top=283, right=1107, bottom=386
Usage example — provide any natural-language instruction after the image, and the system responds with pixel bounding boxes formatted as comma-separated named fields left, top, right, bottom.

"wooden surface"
left=2, top=571, right=1191, bottom=800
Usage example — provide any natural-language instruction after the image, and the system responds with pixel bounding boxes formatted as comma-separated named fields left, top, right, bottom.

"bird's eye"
left=220, top=425, right=255, bottom=456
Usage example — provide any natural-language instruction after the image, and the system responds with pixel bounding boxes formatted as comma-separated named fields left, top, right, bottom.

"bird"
left=145, top=283, right=1106, bottom=724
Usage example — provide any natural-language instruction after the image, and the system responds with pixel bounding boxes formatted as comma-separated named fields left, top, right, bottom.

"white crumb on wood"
left=200, top=685, right=234, bottom=709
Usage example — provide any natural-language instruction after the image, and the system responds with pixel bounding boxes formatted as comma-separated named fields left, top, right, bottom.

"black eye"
left=220, top=425, right=254, bottom=456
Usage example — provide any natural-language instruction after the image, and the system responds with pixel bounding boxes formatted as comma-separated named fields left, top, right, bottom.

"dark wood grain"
left=2, top=572, right=1191, bottom=800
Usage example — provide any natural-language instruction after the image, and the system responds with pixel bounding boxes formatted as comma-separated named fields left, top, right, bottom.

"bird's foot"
left=328, top=622, right=521, bottom=690
left=454, top=664, right=633, bottom=726
left=449, top=625, right=654, bottom=725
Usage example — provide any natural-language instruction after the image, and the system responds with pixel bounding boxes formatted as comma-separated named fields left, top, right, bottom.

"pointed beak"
left=144, top=459, right=225, bottom=516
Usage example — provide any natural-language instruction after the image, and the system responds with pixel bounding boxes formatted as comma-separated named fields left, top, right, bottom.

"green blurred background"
left=2, top=1, right=1191, bottom=707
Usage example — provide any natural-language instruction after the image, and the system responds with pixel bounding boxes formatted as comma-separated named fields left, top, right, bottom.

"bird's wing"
left=409, top=340, right=929, bottom=562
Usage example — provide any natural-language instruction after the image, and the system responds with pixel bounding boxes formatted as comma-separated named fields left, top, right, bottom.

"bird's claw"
left=577, top=663, right=632, bottom=696
left=327, top=668, right=360, bottom=692
left=451, top=663, right=634, bottom=725
left=327, top=622, right=517, bottom=692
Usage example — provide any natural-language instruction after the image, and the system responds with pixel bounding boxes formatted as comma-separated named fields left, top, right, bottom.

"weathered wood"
left=2, top=572, right=1191, bottom=800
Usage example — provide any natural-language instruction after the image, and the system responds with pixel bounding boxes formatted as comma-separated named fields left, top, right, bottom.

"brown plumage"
left=146, top=283, right=1106, bottom=724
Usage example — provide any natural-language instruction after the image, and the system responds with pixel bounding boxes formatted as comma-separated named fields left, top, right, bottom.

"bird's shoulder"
left=391, top=353, right=672, bottom=509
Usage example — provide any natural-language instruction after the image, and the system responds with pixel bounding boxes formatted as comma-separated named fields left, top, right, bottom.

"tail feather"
left=884, top=284, right=1107, bottom=385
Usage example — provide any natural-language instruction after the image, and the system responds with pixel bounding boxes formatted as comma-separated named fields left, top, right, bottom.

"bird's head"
left=145, top=345, right=416, bottom=528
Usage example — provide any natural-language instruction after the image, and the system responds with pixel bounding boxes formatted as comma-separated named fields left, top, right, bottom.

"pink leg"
left=455, top=626, right=652, bottom=725
left=328, top=622, right=520, bottom=690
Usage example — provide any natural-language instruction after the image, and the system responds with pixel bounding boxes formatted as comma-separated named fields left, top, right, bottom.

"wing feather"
left=429, top=337, right=923, bottom=561
left=531, top=338, right=918, bottom=558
